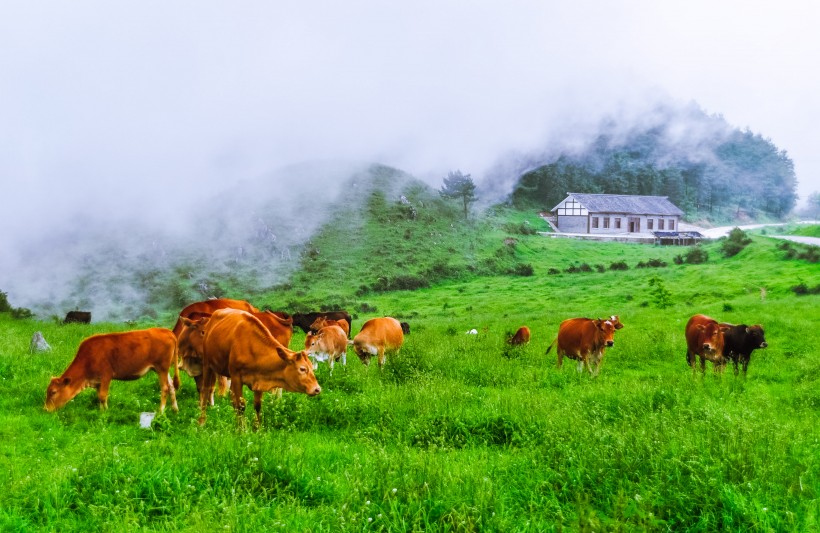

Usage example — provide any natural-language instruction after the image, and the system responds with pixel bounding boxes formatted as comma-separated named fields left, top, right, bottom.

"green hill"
left=1, top=168, right=819, bottom=531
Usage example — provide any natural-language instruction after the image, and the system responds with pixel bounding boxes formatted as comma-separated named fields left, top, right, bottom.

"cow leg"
left=741, top=356, right=750, bottom=376
left=157, top=370, right=169, bottom=414
left=160, top=370, right=179, bottom=413
left=230, top=378, right=246, bottom=416
left=556, top=350, right=564, bottom=369
left=252, top=391, right=264, bottom=429
left=699, top=356, right=706, bottom=374
left=378, top=349, right=386, bottom=369
left=198, top=371, right=218, bottom=426
left=97, top=379, right=111, bottom=410
left=341, top=351, right=347, bottom=366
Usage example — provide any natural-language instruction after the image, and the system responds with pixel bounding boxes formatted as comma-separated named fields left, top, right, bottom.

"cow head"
left=696, top=323, right=730, bottom=360
left=44, top=376, right=81, bottom=412
left=746, top=325, right=768, bottom=349
left=274, top=346, right=321, bottom=396
left=596, top=319, right=616, bottom=347
left=177, top=315, right=210, bottom=369
left=609, top=315, right=625, bottom=330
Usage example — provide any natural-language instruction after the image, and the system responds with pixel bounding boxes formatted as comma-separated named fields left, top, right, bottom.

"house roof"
left=552, top=193, right=684, bottom=216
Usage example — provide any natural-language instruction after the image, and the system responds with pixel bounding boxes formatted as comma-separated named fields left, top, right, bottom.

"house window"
left=603, top=217, right=610, bottom=229
left=647, top=219, right=654, bottom=230
left=658, top=219, right=665, bottom=230
left=615, top=218, right=621, bottom=229
left=591, top=217, right=599, bottom=229
left=669, top=220, right=675, bottom=230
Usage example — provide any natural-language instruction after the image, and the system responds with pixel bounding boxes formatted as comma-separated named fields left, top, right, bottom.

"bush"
left=609, top=261, right=629, bottom=271
left=502, top=222, right=537, bottom=235
left=506, top=263, right=534, bottom=276
left=547, top=268, right=561, bottom=275
left=674, top=246, right=709, bottom=265
left=791, top=283, right=820, bottom=296
left=721, top=228, right=752, bottom=257
left=0, top=290, right=11, bottom=313
left=636, top=258, right=668, bottom=268
left=371, top=275, right=430, bottom=293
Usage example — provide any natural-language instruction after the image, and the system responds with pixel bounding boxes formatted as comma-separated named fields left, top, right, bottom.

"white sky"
left=1, top=0, right=819, bottom=245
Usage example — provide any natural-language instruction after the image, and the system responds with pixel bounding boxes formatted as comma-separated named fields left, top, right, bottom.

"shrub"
left=371, top=275, right=430, bottom=293
left=502, top=222, right=537, bottom=235
left=721, top=228, right=752, bottom=257
left=595, top=264, right=606, bottom=273
left=547, top=268, right=561, bottom=275
left=636, top=258, right=668, bottom=268
left=506, top=263, right=534, bottom=276
left=674, top=246, right=709, bottom=265
left=609, top=261, right=629, bottom=271
left=791, top=283, right=820, bottom=296
left=0, top=290, right=11, bottom=313
left=647, top=276, right=672, bottom=309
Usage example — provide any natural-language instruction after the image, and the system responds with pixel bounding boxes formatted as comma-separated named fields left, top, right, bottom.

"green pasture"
left=1, top=229, right=819, bottom=531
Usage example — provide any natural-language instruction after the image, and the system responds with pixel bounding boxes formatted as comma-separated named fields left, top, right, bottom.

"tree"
left=808, top=191, right=820, bottom=221
left=439, top=170, right=477, bottom=220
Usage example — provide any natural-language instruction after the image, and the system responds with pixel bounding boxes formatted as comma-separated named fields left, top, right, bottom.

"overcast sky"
left=2, top=0, right=819, bottom=247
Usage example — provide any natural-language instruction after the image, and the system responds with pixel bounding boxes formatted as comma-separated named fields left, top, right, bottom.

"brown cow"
left=546, top=317, right=621, bottom=376
left=45, top=328, right=179, bottom=413
left=507, top=326, right=531, bottom=345
left=172, top=298, right=258, bottom=394
left=685, top=314, right=730, bottom=373
left=305, top=325, right=348, bottom=369
left=352, top=317, right=404, bottom=367
left=190, top=309, right=321, bottom=426
left=309, top=316, right=350, bottom=338
left=172, top=298, right=258, bottom=336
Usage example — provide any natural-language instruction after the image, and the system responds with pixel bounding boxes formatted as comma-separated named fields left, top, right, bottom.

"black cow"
left=719, top=323, right=768, bottom=376
left=400, top=321, right=410, bottom=334
left=292, top=311, right=353, bottom=337
left=64, top=311, right=91, bottom=324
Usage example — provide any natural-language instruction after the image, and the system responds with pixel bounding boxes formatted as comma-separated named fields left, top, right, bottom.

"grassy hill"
left=1, top=174, right=818, bottom=531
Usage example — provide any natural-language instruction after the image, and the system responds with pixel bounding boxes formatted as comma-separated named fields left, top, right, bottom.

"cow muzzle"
left=760, top=342, right=768, bottom=348
left=309, top=385, right=321, bottom=396
left=606, top=340, right=614, bottom=347
left=702, top=343, right=713, bottom=352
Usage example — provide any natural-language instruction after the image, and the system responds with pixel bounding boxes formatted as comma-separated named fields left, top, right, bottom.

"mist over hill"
left=483, top=101, right=798, bottom=220
left=1, top=100, right=800, bottom=322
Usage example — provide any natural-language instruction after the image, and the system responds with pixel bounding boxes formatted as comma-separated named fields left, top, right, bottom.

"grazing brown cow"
left=292, top=311, right=353, bottom=336
left=172, top=298, right=258, bottom=394
left=685, top=314, right=731, bottom=373
left=45, top=328, right=179, bottom=413
left=64, top=311, right=91, bottom=324
left=546, top=317, right=621, bottom=376
left=352, top=317, right=404, bottom=367
left=189, top=309, right=321, bottom=426
left=305, top=325, right=348, bottom=369
left=309, top=316, right=350, bottom=338
left=508, top=326, right=531, bottom=345
left=177, top=309, right=293, bottom=405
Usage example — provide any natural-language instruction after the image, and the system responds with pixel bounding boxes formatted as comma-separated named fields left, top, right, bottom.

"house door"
left=628, top=217, right=640, bottom=233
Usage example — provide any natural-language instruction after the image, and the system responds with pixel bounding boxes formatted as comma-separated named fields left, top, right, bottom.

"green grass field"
left=1, top=208, right=819, bottom=531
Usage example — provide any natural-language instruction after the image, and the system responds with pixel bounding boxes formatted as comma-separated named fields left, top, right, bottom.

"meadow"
left=1, top=219, right=818, bottom=531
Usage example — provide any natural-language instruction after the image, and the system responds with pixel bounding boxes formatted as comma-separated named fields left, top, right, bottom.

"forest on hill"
left=504, top=103, right=798, bottom=221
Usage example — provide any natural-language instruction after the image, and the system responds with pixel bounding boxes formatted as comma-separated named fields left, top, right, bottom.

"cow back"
left=172, top=298, right=258, bottom=337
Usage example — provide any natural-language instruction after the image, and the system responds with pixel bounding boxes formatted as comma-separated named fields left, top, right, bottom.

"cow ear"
left=275, top=345, right=296, bottom=362
left=720, top=325, right=731, bottom=332
left=61, top=376, right=71, bottom=386
left=696, top=324, right=706, bottom=331
left=180, top=316, right=194, bottom=327
left=746, top=326, right=751, bottom=334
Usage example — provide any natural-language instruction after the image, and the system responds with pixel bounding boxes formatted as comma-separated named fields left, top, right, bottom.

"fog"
left=1, top=1, right=818, bottom=318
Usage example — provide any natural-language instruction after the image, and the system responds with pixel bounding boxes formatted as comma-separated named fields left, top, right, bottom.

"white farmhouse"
left=551, top=193, right=684, bottom=234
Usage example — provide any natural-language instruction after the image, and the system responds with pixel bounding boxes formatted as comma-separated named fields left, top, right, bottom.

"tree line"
left=510, top=109, right=798, bottom=221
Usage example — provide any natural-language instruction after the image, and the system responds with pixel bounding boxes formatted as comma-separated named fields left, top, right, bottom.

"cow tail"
left=172, top=341, right=181, bottom=391
left=545, top=338, right=557, bottom=355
